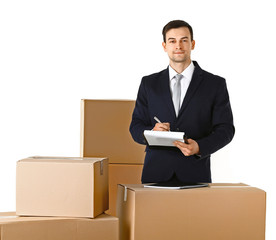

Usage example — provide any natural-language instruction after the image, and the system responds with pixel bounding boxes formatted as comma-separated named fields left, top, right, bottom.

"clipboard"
left=144, top=182, right=209, bottom=189
left=143, top=130, right=185, bottom=147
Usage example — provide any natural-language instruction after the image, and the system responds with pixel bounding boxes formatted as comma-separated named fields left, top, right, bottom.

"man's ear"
left=191, top=40, right=195, bottom=50
left=162, top=42, right=167, bottom=52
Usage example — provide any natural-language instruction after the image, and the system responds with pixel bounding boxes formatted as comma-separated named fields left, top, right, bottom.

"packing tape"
left=124, top=186, right=128, bottom=202
left=100, top=160, right=104, bottom=175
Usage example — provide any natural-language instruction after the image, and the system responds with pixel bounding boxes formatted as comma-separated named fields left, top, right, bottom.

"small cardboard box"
left=0, top=212, right=118, bottom=240
left=105, top=164, right=143, bottom=216
left=80, top=99, right=145, bottom=164
left=16, top=156, right=108, bottom=218
left=116, top=183, right=266, bottom=240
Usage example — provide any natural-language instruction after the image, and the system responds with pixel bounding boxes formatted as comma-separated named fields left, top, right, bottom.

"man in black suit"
left=130, top=20, right=234, bottom=184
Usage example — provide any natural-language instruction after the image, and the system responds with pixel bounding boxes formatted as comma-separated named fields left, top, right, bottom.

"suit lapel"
left=159, top=68, right=176, bottom=118
left=178, top=62, right=204, bottom=117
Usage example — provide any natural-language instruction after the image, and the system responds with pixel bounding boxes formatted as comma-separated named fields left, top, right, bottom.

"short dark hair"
left=162, top=20, right=193, bottom=42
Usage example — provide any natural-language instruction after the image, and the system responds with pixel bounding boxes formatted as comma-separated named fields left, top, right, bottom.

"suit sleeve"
left=196, top=79, right=235, bottom=158
left=129, top=77, right=153, bottom=145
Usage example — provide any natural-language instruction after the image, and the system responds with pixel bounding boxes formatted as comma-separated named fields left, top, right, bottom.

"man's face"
left=162, top=27, right=195, bottom=65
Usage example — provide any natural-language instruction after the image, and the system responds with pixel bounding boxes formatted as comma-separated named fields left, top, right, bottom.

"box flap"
left=18, top=156, right=107, bottom=164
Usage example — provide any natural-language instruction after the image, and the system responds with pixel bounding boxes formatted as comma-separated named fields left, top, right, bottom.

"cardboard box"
left=0, top=212, right=118, bottom=240
left=116, top=183, right=266, bottom=240
left=105, top=164, right=143, bottom=216
left=80, top=99, right=145, bottom=164
left=16, top=156, right=108, bottom=218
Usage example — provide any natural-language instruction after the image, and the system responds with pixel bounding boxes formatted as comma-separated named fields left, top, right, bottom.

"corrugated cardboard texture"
left=16, top=157, right=108, bottom=218
left=0, top=212, right=118, bottom=240
left=105, top=164, right=143, bottom=216
left=117, top=184, right=266, bottom=240
left=80, top=99, right=145, bottom=164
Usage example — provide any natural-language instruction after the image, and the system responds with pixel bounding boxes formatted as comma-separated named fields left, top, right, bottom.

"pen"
left=154, top=116, right=171, bottom=132
left=154, top=116, right=162, bottom=123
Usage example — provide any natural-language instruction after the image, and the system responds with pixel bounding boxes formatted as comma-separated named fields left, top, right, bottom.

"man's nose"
left=176, top=41, right=183, bottom=49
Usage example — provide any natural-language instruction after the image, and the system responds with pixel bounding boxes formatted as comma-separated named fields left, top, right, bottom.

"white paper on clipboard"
left=143, top=130, right=185, bottom=147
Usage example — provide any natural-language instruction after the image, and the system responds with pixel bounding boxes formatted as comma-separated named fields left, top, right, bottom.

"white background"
left=0, top=0, right=275, bottom=238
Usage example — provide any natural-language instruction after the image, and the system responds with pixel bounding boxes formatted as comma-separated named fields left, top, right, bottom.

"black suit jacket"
left=130, top=61, right=235, bottom=183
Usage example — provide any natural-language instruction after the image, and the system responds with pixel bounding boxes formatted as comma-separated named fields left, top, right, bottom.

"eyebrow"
left=168, top=37, right=189, bottom=41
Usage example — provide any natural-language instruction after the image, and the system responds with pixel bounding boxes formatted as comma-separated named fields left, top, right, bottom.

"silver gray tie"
left=172, top=74, right=182, bottom=117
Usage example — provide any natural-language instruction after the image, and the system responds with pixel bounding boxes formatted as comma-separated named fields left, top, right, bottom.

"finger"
left=174, top=141, right=188, bottom=147
left=153, top=124, right=169, bottom=131
left=159, top=123, right=170, bottom=131
left=161, top=123, right=170, bottom=131
left=153, top=123, right=162, bottom=131
left=174, top=141, right=193, bottom=156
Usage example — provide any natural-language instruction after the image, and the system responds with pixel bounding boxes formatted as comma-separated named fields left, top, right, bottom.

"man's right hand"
left=153, top=122, right=170, bottom=131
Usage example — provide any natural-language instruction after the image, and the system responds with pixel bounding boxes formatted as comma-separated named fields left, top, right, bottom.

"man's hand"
left=153, top=122, right=170, bottom=131
left=174, top=138, right=200, bottom=156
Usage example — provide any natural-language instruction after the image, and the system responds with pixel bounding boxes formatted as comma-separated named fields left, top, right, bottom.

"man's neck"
left=170, top=60, right=192, bottom=74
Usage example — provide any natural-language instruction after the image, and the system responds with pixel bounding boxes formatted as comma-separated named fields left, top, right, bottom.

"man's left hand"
left=173, top=138, right=200, bottom=156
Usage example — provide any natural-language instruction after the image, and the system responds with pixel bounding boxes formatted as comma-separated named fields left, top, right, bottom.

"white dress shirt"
left=169, top=61, right=195, bottom=109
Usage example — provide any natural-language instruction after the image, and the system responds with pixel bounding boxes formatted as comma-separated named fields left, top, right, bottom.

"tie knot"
left=175, top=74, right=183, bottom=81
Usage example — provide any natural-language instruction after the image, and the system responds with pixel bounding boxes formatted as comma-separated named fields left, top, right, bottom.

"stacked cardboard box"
left=8, top=156, right=119, bottom=240
left=1, top=99, right=140, bottom=238
left=80, top=100, right=145, bottom=216
left=0, top=212, right=118, bottom=240
left=116, top=183, right=266, bottom=240
left=2, top=99, right=266, bottom=240
left=16, top=156, right=109, bottom=218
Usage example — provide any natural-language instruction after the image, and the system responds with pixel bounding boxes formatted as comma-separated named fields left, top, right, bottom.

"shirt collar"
left=169, top=61, right=195, bottom=81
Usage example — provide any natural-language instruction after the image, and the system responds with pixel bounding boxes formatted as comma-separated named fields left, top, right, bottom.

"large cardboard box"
left=0, top=212, right=118, bottom=240
left=105, top=164, right=143, bottom=216
left=116, top=183, right=266, bottom=240
left=80, top=99, right=145, bottom=164
left=16, top=156, right=108, bottom=218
